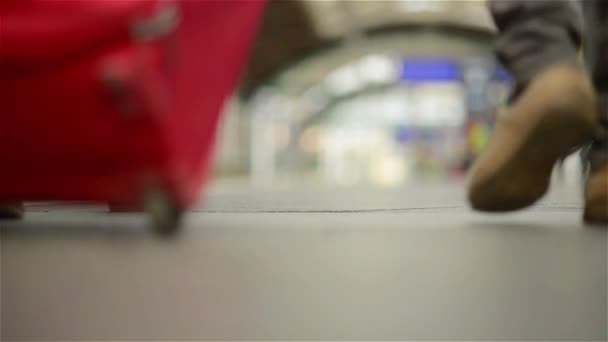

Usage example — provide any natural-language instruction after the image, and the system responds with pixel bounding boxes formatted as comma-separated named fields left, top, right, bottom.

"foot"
left=584, top=163, right=608, bottom=225
left=468, top=64, right=599, bottom=212
left=0, top=202, right=25, bottom=219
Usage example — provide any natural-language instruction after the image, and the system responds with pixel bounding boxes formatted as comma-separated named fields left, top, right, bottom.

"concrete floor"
left=1, top=184, right=606, bottom=340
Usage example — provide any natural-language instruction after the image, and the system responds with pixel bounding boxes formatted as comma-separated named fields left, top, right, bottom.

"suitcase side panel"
left=0, top=0, right=265, bottom=208
left=164, top=0, right=266, bottom=206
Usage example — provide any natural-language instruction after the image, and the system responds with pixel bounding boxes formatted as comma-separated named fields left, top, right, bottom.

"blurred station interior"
left=211, top=0, right=532, bottom=188
left=3, top=0, right=585, bottom=192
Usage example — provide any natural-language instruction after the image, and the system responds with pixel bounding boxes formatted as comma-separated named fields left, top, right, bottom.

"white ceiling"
left=274, top=31, right=494, bottom=95
left=302, top=0, right=495, bottom=38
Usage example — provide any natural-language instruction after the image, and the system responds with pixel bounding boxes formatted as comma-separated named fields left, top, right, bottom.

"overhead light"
left=358, top=55, right=397, bottom=85
left=396, top=0, right=443, bottom=13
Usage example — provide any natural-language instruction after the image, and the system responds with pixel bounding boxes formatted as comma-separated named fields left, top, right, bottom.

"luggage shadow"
left=0, top=212, right=154, bottom=239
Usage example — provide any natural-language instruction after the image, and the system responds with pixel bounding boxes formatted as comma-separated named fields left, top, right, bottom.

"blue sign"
left=400, top=58, right=462, bottom=82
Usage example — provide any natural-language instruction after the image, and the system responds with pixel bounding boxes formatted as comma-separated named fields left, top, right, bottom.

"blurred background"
left=209, top=0, right=583, bottom=190
left=211, top=0, right=514, bottom=188
left=215, top=0, right=502, bottom=187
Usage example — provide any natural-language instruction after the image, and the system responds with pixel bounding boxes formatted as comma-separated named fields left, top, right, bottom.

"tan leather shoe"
left=468, top=64, right=599, bottom=212
left=584, top=164, right=608, bottom=225
left=0, top=201, right=24, bottom=219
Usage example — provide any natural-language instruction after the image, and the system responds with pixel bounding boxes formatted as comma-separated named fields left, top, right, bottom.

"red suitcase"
left=0, top=0, right=265, bottom=234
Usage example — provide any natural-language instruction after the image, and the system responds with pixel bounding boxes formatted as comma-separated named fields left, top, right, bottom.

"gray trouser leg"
left=489, top=0, right=608, bottom=168
left=583, top=0, right=608, bottom=90
left=488, top=0, right=583, bottom=87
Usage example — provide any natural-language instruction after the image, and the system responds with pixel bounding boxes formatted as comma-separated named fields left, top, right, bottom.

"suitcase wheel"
left=143, top=188, right=183, bottom=237
left=0, top=202, right=25, bottom=220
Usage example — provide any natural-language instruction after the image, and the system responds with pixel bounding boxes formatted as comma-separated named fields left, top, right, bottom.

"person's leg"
left=468, top=0, right=600, bottom=212
left=584, top=94, right=608, bottom=224
left=583, top=0, right=608, bottom=224
left=490, top=0, right=583, bottom=91
left=583, top=0, right=608, bottom=90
